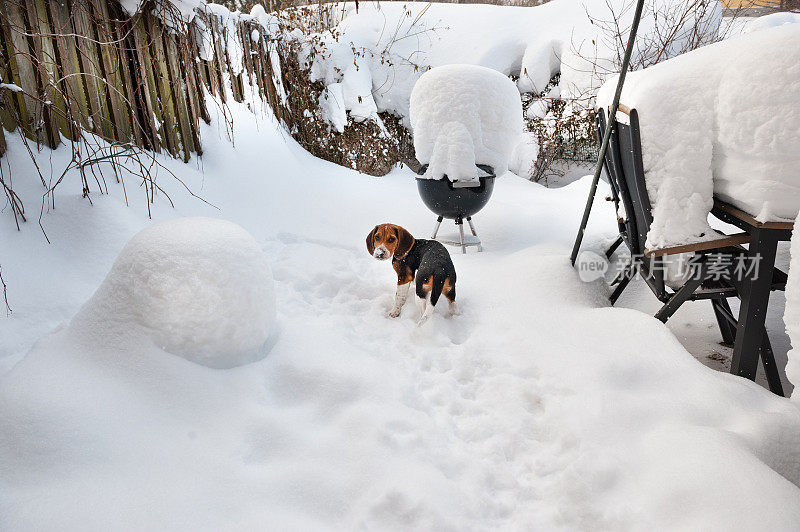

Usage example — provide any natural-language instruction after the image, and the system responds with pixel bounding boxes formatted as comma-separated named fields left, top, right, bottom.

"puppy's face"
left=366, top=224, right=414, bottom=261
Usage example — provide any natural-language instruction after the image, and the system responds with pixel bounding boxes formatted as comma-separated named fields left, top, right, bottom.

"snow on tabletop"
left=786, top=228, right=800, bottom=396
left=72, top=217, right=275, bottom=369
left=410, top=64, right=523, bottom=182
left=597, top=23, right=800, bottom=250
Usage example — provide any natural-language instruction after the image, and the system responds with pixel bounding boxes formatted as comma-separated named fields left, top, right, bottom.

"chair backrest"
left=597, top=107, right=667, bottom=298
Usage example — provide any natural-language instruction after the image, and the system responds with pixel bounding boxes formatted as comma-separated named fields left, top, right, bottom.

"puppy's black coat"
left=394, top=238, right=456, bottom=306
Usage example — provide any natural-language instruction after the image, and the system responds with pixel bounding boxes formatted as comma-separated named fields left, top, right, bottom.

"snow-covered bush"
left=410, top=64, right=523, bottom=182
left=288, top=1, right=723, bottom=180
left=73, top=217, right=276, bottom=368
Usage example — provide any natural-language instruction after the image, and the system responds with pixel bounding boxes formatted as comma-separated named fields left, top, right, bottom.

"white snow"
left=724, top=11, right=800, bottom=37
left=319, top=83, right=348, bottom=133
left=72, top=217, right=275, bottom=369
left=303, top=1, right=720, bottom=135
left=0, top=82, right=23, bottom=93
left=2, top=2, right=800, bottom=529
left=785, top=227, right=800, bottom=397
left=410, top=64, right=523, bottom=182
left=120, top=0, right=205, bottom=24
left=597, top=23, right=800, bottom=250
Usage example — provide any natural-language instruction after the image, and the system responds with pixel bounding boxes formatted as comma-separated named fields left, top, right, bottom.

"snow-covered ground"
left=2, top=80, right=800, bottom=528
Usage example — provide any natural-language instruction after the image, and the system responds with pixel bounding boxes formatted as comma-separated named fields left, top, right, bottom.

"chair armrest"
left=644, top=233, right=750, bottom=257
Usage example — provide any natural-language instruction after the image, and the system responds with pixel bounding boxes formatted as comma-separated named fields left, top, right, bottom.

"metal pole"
left=569, top=0, right=647, bottom=266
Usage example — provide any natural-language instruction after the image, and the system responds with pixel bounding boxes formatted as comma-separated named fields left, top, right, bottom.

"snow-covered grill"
left=409, top=64, right=523, bottom=253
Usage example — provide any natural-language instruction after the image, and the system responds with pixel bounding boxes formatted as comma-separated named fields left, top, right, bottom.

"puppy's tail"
left=429, top=276, right=446, bottom=307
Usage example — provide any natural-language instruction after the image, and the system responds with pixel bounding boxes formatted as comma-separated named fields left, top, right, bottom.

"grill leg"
left=431, top=216, right=443, bottom=239
left=466, top=217, right=477, bottom=236
left=466, top=217, right=482, bottom=252
left=456, top=218, right=466, bottom=254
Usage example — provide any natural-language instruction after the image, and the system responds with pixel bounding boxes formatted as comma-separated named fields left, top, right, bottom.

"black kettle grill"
left=415, top=164, right=495, bottom=253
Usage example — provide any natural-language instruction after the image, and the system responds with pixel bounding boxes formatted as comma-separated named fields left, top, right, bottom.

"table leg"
left=731, top=228, right=779, bottom=382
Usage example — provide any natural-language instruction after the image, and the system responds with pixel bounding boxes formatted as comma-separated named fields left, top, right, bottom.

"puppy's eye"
left=387, top=236, right=395, bottom=243
left=374, top=235, right=380, bottom=241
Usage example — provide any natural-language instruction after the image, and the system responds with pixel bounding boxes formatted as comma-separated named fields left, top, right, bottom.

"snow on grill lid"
left=410, top=64, right=523, bottom=183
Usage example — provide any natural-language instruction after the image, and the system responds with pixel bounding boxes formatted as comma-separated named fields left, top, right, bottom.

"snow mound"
left=74, top=217, right=275, bottom=368
left=410, top=64, right=523, bottom=182
left=597, top=24, right=800, bottom=249
left=741, top=12, right=800, bottom=34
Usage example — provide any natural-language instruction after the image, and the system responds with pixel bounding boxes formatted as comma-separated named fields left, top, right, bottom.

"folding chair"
left=596, top=106, right=786, bottom=395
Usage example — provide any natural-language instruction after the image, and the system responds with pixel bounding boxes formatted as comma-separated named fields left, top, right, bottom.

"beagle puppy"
left=366, top=223, right=457, bottom=325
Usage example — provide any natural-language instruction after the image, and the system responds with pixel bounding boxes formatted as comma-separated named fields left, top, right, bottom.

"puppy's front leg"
left=389, top=282, right=411, bottom=318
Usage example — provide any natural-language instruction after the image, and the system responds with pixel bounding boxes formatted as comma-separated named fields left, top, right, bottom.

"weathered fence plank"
left=48, top=0, right=92, bottom=134
left=132, top=16, right=163, bottom=153
left=90, top=0, right=133, bottom=142
left=71, top=0, right=116, bottom=139
left=0, top=9, right=22, bottom=134
left=163, top=31, right=195, bottom=161
left=31, top=0, right=71, bottom=144
left=209, top=14, right=228, bottom=103
left=107, top=7, right=145, bottom=148
left=146, top=14, right=181, bottom=157
left=3, top=0, right=42, bottom=143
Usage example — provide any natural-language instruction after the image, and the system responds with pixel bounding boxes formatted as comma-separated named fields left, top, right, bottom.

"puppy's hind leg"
left=389, top=282, right=411, bottom=318
left=417, top=291, right=434, bottom=326
left=446, top=285, right=459, bottom=316
left=416, top=276, right=433, bottom=326
left=417, top=276, right=444, bottom=327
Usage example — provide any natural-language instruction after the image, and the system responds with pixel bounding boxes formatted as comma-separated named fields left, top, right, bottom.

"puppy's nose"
left=375, top=250, right=386, bottom=259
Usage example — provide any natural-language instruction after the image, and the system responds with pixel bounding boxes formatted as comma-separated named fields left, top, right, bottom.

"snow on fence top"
left=120, top=0, right=205, bottom=23
left=410, top=64, right=523, bottom=183
left=597, top=23, right=800, bottom=250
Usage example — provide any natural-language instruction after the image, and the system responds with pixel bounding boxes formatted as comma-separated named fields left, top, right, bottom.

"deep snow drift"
left=2, top=84, right=800, bottom=528
left=410, top=64, right=523, bottom=182
left=597, top=23, right=800, bottom=249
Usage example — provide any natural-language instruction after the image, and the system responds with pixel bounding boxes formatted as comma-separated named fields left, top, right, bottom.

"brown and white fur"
left=366, top=223, right=458, bottom=325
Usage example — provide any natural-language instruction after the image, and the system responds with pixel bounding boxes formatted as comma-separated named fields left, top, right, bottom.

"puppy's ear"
left=366, top=225, right=378, bottom=255
left=394, top=226, right=415, bottom=259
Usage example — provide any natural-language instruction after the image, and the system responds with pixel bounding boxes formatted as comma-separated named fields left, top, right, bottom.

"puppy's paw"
left=388, top=306, right=402, bottom=318
left=448, top=301, right=460, bottom=317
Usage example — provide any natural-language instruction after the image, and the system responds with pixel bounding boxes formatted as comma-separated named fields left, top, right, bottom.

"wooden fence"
left=0, top=0, right=289, bottom=161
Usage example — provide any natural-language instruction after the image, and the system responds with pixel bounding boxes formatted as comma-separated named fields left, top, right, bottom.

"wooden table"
left=711, top=199, right=793, bottom=396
